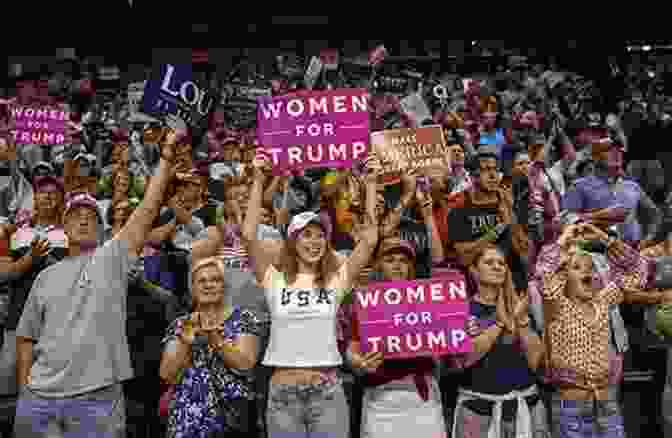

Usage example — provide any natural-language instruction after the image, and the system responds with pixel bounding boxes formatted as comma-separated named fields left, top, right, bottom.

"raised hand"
left=512, top=292, right=530, bottom=329
left=165, top=115, right=188, bottom=140
left=415, top=187, right=434, bottom=218
left=465, top=316, right=481, bottom=338
left=251, top=152, right=273, bottom=182
left=357, top=211, right=380, bottom=248
left=495, top=291, right=515, bottom=334
left=363, top=153, right=383, bottom=183
left=30, top=238, right=51, bottom=258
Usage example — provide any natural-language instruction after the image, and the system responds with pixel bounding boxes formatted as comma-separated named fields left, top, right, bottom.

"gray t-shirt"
left=16, top=238, right=135, bottom=398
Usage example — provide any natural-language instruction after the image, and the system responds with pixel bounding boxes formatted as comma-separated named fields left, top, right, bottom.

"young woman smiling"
left=243, top=155, right=380, bottom=438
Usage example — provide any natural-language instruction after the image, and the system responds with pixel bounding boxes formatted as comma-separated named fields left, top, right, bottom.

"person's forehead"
left=226, top=184, right=247, bottom=194
left=480, top=248, right=504, bottom=261
left=479, top=158, right=498, bottom=167
left=36, top=184, right=62, bottom=193
left=301, top=223, right=324, bottom=234
left=382, top=249, right=410, bottom=259
left=195, top=264, right=223, bottom=278
left=68, top=206, right=97, bottom=217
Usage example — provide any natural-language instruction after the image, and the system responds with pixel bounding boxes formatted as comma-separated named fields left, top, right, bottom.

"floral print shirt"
left=161, top=307, right=261, bottom=437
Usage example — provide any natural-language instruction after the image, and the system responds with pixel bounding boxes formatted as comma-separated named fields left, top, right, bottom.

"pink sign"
left=355, top=273, right=472, bottom=359
left=10, top=105, right=70, bottom=145
left=256, top=88, right=370, bottom=174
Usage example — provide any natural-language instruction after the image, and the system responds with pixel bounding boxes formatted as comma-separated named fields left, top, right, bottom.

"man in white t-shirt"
left=12, top=127, right=180, bottom=438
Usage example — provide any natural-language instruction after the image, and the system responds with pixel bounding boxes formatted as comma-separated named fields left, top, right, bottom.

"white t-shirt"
left=261, top=262, right=350, bottom=368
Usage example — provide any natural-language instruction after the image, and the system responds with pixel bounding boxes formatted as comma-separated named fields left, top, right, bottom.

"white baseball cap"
left=287, top=211, right=332, bottom=242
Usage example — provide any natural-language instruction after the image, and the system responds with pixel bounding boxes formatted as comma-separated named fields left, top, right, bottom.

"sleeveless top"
left=262, top=264, right=349, bottom=367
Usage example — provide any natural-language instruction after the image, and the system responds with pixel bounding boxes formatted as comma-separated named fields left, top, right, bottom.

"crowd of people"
left=0, top=46, right=672, bottom=438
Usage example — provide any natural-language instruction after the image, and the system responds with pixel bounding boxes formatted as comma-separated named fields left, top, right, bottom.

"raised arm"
left=243, top=157, right=286, bottom=285
left=602, top=238, right=656, bottom=305
left=115, top=125, right=179, bottom=257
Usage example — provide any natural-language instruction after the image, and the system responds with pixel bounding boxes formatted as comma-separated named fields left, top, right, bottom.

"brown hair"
left=373, top=248, right=416, bottom=281
left=470, top=243, right=517, bottom=317
left=274, top=236, right=342, bottom=288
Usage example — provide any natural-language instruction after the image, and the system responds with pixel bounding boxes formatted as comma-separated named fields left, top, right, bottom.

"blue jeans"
left=551, top=395, right=625, bottom=438
left=266, top=378, right=349, bottom=438
left=13, top=384, right=125, bottom=438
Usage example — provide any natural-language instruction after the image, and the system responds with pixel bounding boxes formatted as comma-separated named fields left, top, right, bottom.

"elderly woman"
left=159, top=256, right=261, bottom=437
left=450, top=243, right=547, bottom=438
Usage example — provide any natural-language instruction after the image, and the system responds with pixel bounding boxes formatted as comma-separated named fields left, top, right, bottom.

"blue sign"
left=141, top=64, right=216, bottom=130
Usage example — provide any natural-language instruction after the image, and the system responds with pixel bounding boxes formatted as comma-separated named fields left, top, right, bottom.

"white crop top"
left=262, top=263, right=350, bottom=367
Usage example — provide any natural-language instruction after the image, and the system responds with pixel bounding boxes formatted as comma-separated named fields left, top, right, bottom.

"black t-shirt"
left=399, top=215, right=432, bottom=279
left=461, top=301, right=539, bottom=420
left=447, top=204, right=500, bottom=243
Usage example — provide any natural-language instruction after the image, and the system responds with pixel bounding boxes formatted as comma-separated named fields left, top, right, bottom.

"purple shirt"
left=562, top=175, right=643, bottom=241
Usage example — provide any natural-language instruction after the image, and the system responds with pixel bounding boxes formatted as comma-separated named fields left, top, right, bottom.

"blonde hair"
left=374, top=253, right=416, bottom=281
left=190, top=256, right=228, bottom=309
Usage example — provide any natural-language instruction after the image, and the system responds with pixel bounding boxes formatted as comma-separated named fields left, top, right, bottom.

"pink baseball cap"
left=63, top=192, right=103, bottom=224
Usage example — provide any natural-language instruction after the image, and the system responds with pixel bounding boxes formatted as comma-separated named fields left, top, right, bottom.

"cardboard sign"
left=10, top=105, right=70, bottom=145
left=256, top=88, right=370, bottom=174
left=141, top=64, right=217, bottom=131
left=355, top=273, right=472, bottom=359
left=370, top=125, right=448, bottom=184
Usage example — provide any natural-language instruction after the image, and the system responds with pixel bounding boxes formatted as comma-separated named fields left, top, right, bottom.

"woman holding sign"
left=450, top=243, right=548, bottom=438
left=242, top=155, right=380, bottom=438
left=344, top=235, right=452, bottom=438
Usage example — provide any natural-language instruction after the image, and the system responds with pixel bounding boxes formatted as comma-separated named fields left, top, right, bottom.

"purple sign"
left=10, top=105, right=70, bottom=145
left=256, top=88, right=370, bottom=174
left=355, top=273, right=472, bottom=359
left=141, top=64, right=217, bottom=131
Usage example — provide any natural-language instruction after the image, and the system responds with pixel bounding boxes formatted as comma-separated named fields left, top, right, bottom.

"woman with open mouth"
left=540, top=223, right=669, bottom=437
left=242, top=154, right=380, bottom=438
